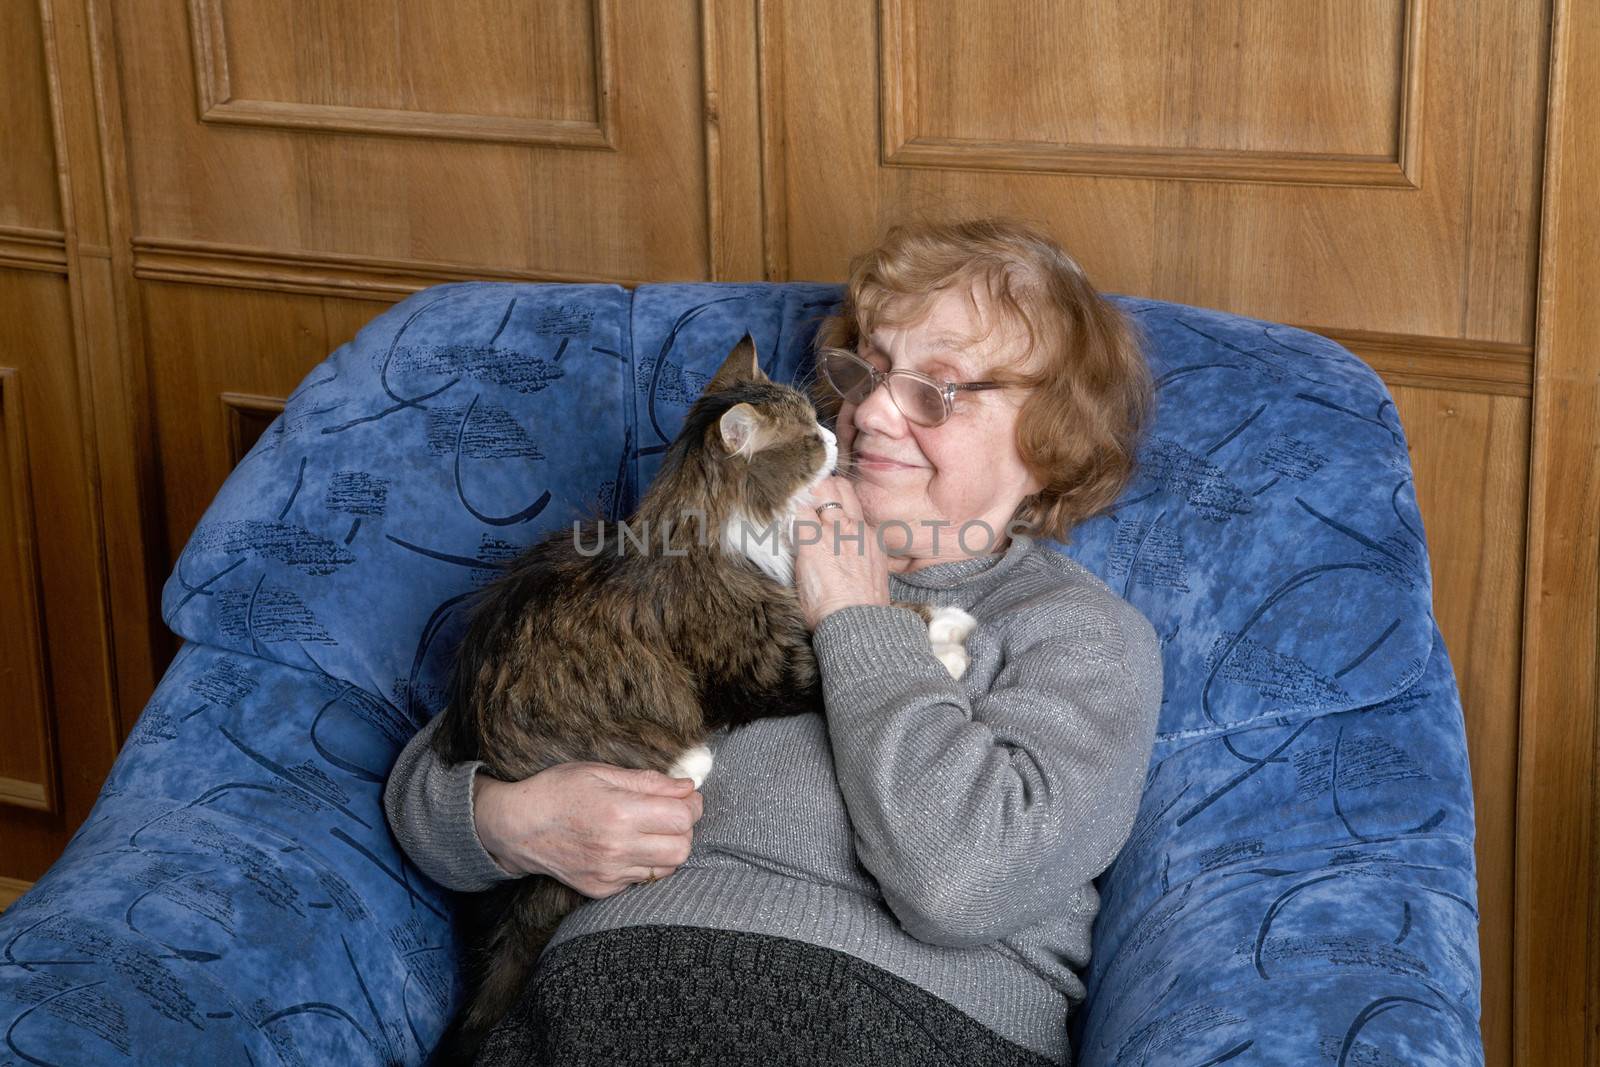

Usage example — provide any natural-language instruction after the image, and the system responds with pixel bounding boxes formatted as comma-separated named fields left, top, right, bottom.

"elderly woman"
left=384, top=217, right=1162, bottom=1066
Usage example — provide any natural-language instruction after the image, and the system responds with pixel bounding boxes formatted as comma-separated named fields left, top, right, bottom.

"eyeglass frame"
left=815, top=346, right=1009, bottom=427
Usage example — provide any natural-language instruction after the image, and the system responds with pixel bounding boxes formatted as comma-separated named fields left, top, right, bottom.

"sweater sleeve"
left=383, top=712, right=519, bottom=893
left=811, top=593, right=1161, bottom=949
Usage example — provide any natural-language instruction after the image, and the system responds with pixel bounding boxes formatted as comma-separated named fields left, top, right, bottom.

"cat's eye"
left=816, top=347, right=1006, bottom=428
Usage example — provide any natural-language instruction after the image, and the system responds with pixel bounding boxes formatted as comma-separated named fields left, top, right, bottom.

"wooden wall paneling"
left=701, top=0, right=764, bottom=279
left=45, top=0, right=164, bottom=738
left=0, top=0, right=69, bottom=895
left=0, top=0, right=151, bottom=886
left=0, top=367, right=56, bottom=814
left=119, top=0, right=770, bottom=296
left=756, top=0, right=787, bottom=279
left=186, top=0, right=620, bottom=148
left=0, top=228, right=69, bottom=273
left=1392, top=384, right=1528, bottom=1067
left=1519, top=0, right=1600, bottom=1062
left=1145, top=0, right=1543, bottom=344
left=141, top=283, right=388, bottom=562
left=113, top=0, right=711, bottom=282
left=0, top=878, right=32, bottom=911
left=0, top=0, right=63, bottom=232
left=220, top=392, right=286, bottom=468
left=0, top=269, right=118, bottom=880
left=1311, top=329, right=1532, bottom=398
left=130, top=238, right=657, bottom=299
left=319, top=288, right=406, bottom=346
left=767, top=0, right=1548, bottom=347
left=880, top=0, right=1425, bottom=188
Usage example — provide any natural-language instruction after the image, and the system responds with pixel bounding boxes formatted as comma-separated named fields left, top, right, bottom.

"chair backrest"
left=631, top=285, right=1439, bottom=760
left=164, top=281, right=1437, bottom=760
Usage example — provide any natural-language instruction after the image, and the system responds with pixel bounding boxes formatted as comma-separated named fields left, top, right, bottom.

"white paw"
left=933, top=643, right=970, bottom=679
left=668, top=743, right=715, bottom=788
left=927, top=607, right=977, bottom=646
left=926, top=607, right=976, bottom=679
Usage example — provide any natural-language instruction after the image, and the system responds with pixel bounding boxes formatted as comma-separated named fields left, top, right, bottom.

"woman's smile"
left=853, top=449, right=925, bottom=472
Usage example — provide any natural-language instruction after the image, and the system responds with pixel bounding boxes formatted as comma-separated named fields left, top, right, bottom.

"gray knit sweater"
left=383, top=534, right=1163, bottom=1064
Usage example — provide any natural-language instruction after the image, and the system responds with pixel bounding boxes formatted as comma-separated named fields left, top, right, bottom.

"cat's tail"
left=428, top=876, right=587, bottom=1065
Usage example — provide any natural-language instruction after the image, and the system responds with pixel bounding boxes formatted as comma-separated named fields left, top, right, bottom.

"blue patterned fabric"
left=0, top=282, right=1483, bottom=1064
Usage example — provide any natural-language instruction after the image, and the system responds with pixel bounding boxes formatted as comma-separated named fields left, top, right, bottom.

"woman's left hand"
left=793, top=476, right=892, bottom=629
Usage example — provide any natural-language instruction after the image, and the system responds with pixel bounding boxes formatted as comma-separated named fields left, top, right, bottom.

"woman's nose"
left=852, top=376, right=906, bottom=437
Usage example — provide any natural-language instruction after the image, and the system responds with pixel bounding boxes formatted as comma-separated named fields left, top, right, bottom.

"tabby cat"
left=427, top=335, right=971, bottom=1063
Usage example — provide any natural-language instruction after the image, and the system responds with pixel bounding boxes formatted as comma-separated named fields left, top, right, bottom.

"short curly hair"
left=812, top=216, right=1155, bottom=542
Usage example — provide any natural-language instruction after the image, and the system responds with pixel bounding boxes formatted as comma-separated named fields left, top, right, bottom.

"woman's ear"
left=719, top=402, right=768, bottom=457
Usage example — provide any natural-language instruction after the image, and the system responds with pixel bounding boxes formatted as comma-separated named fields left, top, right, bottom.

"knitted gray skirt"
left=474, top=925, right=1064, bottom=1066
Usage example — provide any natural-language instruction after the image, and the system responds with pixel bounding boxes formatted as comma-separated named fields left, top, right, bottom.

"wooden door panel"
left=113, top=0, right=708, bottom=281
left=0, top=268, right=120, bottom=884
left=769, top=0, right=1547, bottom=344
left=191, top=0, right=609, bottom=140
left=885, top=0, right=1418, bottom=185
left=0, top=366, right=54, bottom=814
left=0, top=0, right=61, bottom=234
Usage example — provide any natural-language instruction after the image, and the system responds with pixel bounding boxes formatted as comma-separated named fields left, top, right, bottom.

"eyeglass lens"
left=820, top=350, right=948, bottom=426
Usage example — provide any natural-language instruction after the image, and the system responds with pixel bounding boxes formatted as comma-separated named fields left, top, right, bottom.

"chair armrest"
left=0, top=643, right=459, bottom=1065
left=1071, top=627, right=1484, bottom=1065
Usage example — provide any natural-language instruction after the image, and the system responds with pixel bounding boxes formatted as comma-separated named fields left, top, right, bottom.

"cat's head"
left=691, top=334, right=837, bottom=515
left=651, top=335, right=837, bottom=579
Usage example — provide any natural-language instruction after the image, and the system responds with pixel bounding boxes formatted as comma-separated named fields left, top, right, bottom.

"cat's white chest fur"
left=721, top=427, right=838, bottom=587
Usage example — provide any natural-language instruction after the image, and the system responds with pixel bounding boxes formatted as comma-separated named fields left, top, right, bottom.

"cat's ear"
left=706, top=334, right=767, bottom=393
left=719, top=402, right=769, bottom=457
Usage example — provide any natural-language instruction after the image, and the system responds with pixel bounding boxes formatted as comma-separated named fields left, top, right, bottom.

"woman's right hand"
left=472, top=763, right=704, bottom=898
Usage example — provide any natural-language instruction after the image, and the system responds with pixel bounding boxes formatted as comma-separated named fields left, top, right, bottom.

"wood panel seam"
left=37, top=0, right=129, bottom=764
left=133, top=236, right=654, bottom=298
left=756, top=0, right=786, bottom=279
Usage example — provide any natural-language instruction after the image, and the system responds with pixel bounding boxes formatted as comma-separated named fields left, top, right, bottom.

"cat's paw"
left=926, top=607, right=976, bottom=680
left=927, top=606, right=977, bottom=646
left=932, top=643, right=970, bottom=679
left=668, top=743, right=715, bottom=789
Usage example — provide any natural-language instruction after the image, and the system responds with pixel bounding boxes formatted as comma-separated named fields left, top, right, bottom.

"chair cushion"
left=0, top=643, right=457, bottom=1062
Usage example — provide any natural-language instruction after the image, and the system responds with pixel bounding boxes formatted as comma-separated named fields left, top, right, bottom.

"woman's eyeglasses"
left=815, top=347, right=1006, bottom=428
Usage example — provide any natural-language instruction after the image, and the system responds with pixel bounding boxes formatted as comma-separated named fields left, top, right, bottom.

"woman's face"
left=835, top=283, right=1043, bottom=568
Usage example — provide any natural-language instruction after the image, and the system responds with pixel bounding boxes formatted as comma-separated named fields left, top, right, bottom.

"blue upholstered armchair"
left=0, top=282, right=1483, bottom=1064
